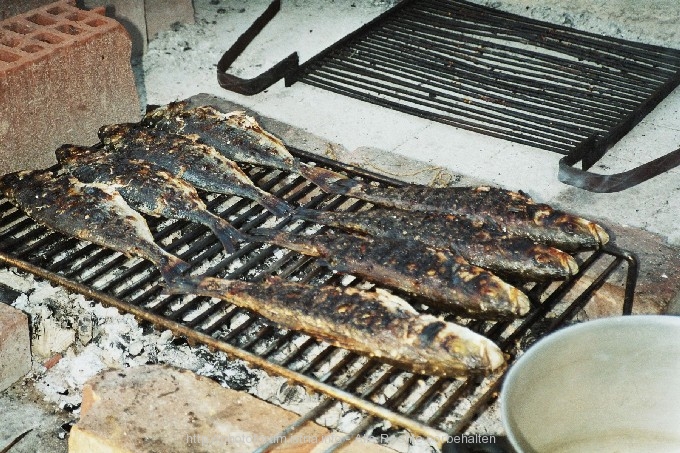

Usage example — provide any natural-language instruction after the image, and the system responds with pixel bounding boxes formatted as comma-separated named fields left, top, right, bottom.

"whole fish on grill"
left=294, top=208, right=578, bottom=281
left=165, top=276, right=505, bottom=377
left=95, top=124, right=292, bottom=217
left=0, top=170, right=189, bottom=284
left=316, top=179, right=608, bottom=252
left=249, top=228, right=530, bottom=319
left=56, top=146, right=245, bottom=253
left=141, top=101, right=347, bottom=192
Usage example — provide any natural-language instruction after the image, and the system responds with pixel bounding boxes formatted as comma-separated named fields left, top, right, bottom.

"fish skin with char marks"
left=164, top=276, right=505, bottom=377
left=249, top=228, right=530, bottom=319
left=141, top=101, right=347, bottom=193
left=294, top=208, right=578, bottom=281
left=56, top=145, right=245, bottom=253
left=0, top=170, right=189, bottom=284
left=96, top=124, right=292, bottom=217
left=320, top=179, right=608, bottom=252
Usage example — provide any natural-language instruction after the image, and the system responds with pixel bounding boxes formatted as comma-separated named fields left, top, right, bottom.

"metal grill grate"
left=0, top=146, right=637, bottom=451
left=217, top=0, right=680, bottom=192
left=290, top=0, right=680, bottom=158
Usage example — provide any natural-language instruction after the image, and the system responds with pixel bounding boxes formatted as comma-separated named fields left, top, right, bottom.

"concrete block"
left=0, top=302, right=31, bottom=392
left=0, top=0, right=140, bottom=175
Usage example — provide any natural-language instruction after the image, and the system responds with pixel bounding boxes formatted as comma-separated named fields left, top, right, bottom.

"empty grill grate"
left=217, top=0, right=680, bottom=192
left=294, top=0, right=680, bottom=155
left=0, top=142, right=637, bottom=450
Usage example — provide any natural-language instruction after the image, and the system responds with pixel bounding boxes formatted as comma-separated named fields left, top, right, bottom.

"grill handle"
left=559, top=136, right=680, bottom=193
left=216, top=0, right=299, bottom=95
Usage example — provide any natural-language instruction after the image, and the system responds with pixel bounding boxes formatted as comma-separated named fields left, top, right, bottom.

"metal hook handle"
left=558, top=135, right=680, bottom=192
left=216, top=0, right=300, bottom=95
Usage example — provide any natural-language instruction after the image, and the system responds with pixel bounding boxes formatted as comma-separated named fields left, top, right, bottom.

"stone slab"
left=69, top=365, right=393, bottom=453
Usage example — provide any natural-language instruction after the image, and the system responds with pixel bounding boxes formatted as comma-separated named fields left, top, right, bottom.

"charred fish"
left=165, top=276, right=505, bottom=377
left=294, top=208, right=578, bottom=281
left=0, top=170, right=189, bottom=284
left=96, top=124, right=292, bottom=217
left=56, top=146, right=245, bottom=253
left=249, top=229, right=530, bottom=318
left=319, top=179, right=608, bottom=251
left=141, top=101, right=346, bottom=192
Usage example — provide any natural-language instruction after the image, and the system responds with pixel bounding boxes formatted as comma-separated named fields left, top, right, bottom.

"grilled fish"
left=96, top=124, right=292, bottom=217
left=318, top=179, right=608, bottom=251
left=249, top=228, right=530, bottom=318
left=165, top=276, right=505, bottom=377
left=142, top=101, right=347, bottom=192
left=56, top=146, right=245, bottom=253
left=294, top=208, right=578, bottom=281
left=0, top=170, right=189, bottom=284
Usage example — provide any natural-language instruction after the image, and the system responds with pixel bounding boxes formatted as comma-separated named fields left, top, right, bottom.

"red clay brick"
left=0, top=302, right=31, bottom=392
left=0, top=0, right=140, bottom=175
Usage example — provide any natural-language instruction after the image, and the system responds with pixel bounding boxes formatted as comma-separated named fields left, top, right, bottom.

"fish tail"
left=158, top=252, right=191, bottom=284
left=256, top=191, right=293, bottom=217
left=296, top=164, right=350, bottom=194
left=189, top=210, right=247, bottom=253
left=291, top=207, right=322, bottom=222
left=246, top=228, right=278, bottom=242
left=161, top=276, right=235, bottom=297
left=247, top=228, right=319, bottom=256
left=211, top=217, right=248, bottom=254
left=161, top=274, right=205, bottom=296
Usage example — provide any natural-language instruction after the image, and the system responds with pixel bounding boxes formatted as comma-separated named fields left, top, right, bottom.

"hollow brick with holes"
left=0, top=0, right=140, bottom=175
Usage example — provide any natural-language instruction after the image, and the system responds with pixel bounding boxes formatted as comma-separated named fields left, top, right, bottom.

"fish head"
left=464, top=268, right=531, bottom=317
left=222, top=111, right=297, bottom=166
left=529, top=204, right=609, bottom=249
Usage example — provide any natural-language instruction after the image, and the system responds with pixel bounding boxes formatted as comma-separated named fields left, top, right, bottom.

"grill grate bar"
left=439, top=0, right=680, bottom=70
left=301, top=72, right=576, bottom=153
left=350, top=34, right=625, bottom=127
left=368, top=22, right=652, bottom=111
left=388, top=15, right=662, bottom=99
left=416, top=1, right=680, bottom=80
left=315, top=49, right=602, bottom=142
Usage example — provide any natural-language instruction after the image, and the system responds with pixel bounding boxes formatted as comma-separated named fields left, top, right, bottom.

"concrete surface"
left=137, top=0, right=680, bottom=250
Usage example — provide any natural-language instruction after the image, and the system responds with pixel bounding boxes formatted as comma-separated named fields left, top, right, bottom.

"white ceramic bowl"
left=501, top=315, right=680, bottom=453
